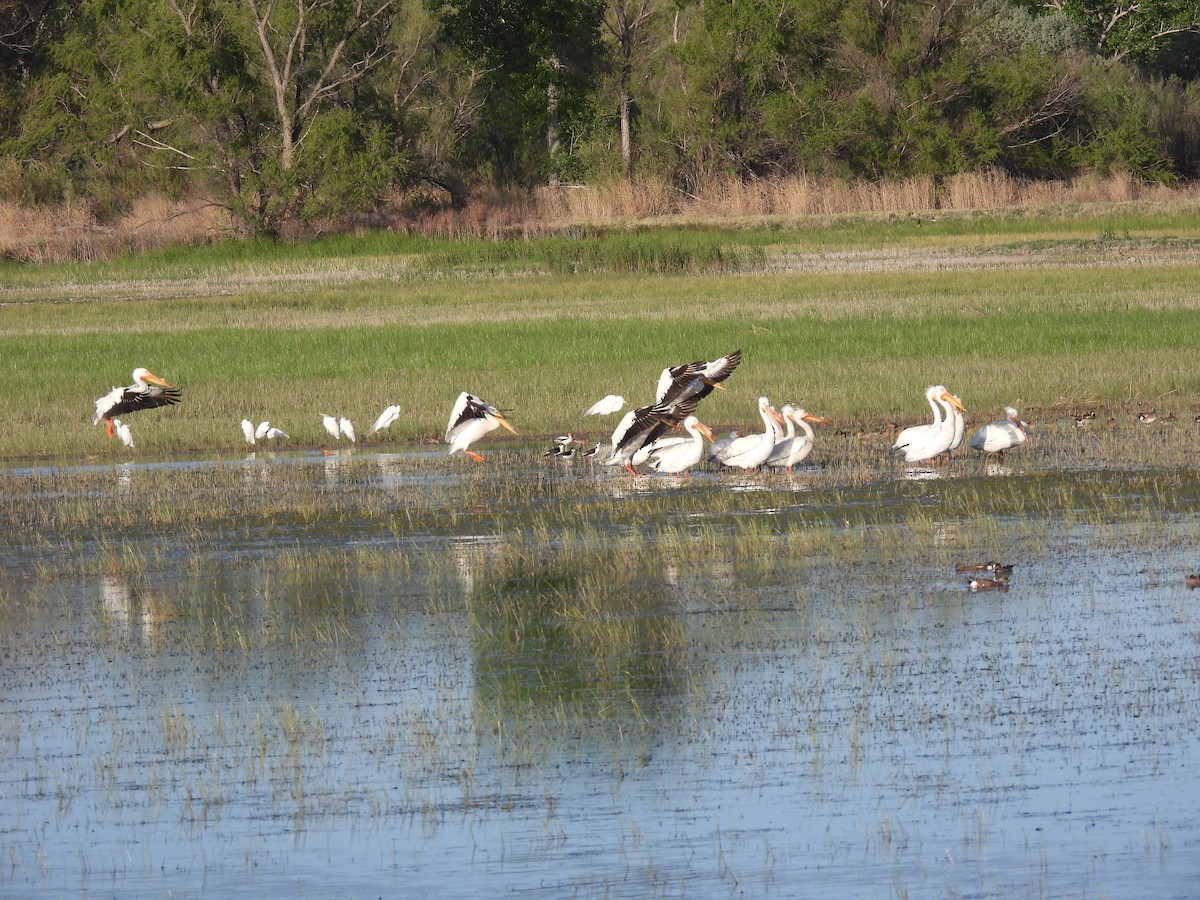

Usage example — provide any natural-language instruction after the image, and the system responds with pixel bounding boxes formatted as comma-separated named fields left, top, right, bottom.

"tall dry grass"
left=0, top=196, right=231, bottom=263
left=4, top=170, right=1199, bottom=262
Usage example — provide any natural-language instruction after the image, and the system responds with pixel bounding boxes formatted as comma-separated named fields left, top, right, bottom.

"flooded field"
left=2, top=430, right=1200, bottom=897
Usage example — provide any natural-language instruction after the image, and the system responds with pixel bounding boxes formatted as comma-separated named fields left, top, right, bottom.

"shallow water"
left=2, top=449, right=1199, bottom=897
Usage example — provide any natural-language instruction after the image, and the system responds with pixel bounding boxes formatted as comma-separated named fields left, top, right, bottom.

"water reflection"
left=1, top=456, right=1199, bottom=897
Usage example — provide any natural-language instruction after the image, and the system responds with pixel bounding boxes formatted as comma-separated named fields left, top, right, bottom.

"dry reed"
left=4, top=171, right=1200, bottom=263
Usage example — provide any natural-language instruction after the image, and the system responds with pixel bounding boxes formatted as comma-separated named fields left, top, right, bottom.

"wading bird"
left=93, top=368, right=181, bottom=438
left=584, top=395, right=626, bottom=416
left=766, top=406, right=832, bottom=472
left=112, top=419, right=135, bottom=449
left=645, top=415, right=714, bottom=475
left=890, top=386, right=965, bottom=464
left=717, top=396, right=786, bottom=471
left=968, top=406, right=1029, bottom=462
left=655, top=349, right=742, bottom=411
left=369, top=405, right=401, bottom=435
left=604, top=399, right=699, bottom=474
left=445, top=392, right=518, bottom=461
left=320, top=414, right=355, bottom=441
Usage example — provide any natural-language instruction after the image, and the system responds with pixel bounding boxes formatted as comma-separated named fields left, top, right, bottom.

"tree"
left=602, top=0, right=658, bottom=178
left=436, top=0, right=606, bottom=185
left=4, top=0, right=413, bottom=235
left=1024, top=0, right=1200, bottom=72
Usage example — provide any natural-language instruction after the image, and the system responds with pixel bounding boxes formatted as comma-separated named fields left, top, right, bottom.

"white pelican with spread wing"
left=445, top=392, right=518, bottom=461
left=604, top=398, right=699, bottom=474
left=93, top=368, right=181, bottom=438
left=655, top=349, right=742, bottom=411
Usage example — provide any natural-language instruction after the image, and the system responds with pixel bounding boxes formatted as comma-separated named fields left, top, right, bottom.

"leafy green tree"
left=435, top=0, right=606, bottom=185
left=3, top=0, right=413, bottom=236
left=1015, top=0, right=1199, bottom=73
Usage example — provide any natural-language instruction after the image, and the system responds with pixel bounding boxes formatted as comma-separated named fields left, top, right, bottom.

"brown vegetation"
left=4, top=170, right=1200, bottom=263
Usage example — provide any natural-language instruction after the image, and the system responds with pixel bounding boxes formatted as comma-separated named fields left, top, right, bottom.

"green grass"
left=1, top=204, right=1198, bottom=459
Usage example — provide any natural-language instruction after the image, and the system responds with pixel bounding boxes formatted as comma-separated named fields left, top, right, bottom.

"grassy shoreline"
left=2, top=204, right=1198, bottom=461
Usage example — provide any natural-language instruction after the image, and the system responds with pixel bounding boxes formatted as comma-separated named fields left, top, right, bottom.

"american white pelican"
left=241, top=419, right=257, bottom=444
left=718, top=396, right=786, bottom=470
left=766, top=406, right=831, bottom=472
left=93, top=368, right=181, bottom=438
left=968, top=406, right=1029, bottom=461
left=445, top=392, right=519, bottom=461
left=947, top=393, right=965, bottom=452
left=707, top=430, right=739, bottom=462
left=369, top=405, right=402, bottom=435
left=585, top=395, right=626, bottom=416
left=655, top=349, right=742, bottom=409
left=646, top=415, right=714, bottom=475
left=890, top=386, right=965, bottom=464
left=113, top=418, right=135, bottom=449
left=604, top=398, right=699, bottom=474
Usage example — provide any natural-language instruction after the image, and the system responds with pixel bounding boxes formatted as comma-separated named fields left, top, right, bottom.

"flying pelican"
left=968, top=406, right=1029, bottom=461
left=718, top=396, right=786, bottom=470
left=645, top=415, right=714, bottom=475
left=604, top=398, right=699, bottom=474
left=445, top=392, right=518, bottom=461
left=766, top=406, right=832, bottom=472
left=890, top=386, right=965, bottom=464
left=655, top=349, right=742, bottom=410
left=585, top=395, right=626, bottom=416
left=369, top=405, right=401, bottom=435
left=112, top=418, right=135, bottom=449
left=93, top=368, right=181, bottom=438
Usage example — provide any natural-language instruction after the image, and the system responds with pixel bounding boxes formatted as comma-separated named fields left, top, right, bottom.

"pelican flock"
left=87, top=354, right=1047, bottom=482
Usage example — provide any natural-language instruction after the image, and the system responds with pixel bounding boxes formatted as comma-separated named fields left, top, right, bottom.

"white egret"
left=320, top=414, right=341, bottom=440
left=766, top=406, right=831, bottom=472
left=968, top=406, right=1029, bottom=461
left=369, top=405, right=401, bottom=435
left=112, top=418, right=135, bottom=449
left=338, top=417, right=356, bottom=442
left=93, top=368, right=181, bottom=438
left=584, top=395, right=626, bottom=416
left=241, top=419, right=257, bottom=445
left=445, top=392, right=518, bottom=461
left=890, top=386, right=965, bottom=464
left=718, top=396, right=786, bottom=471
